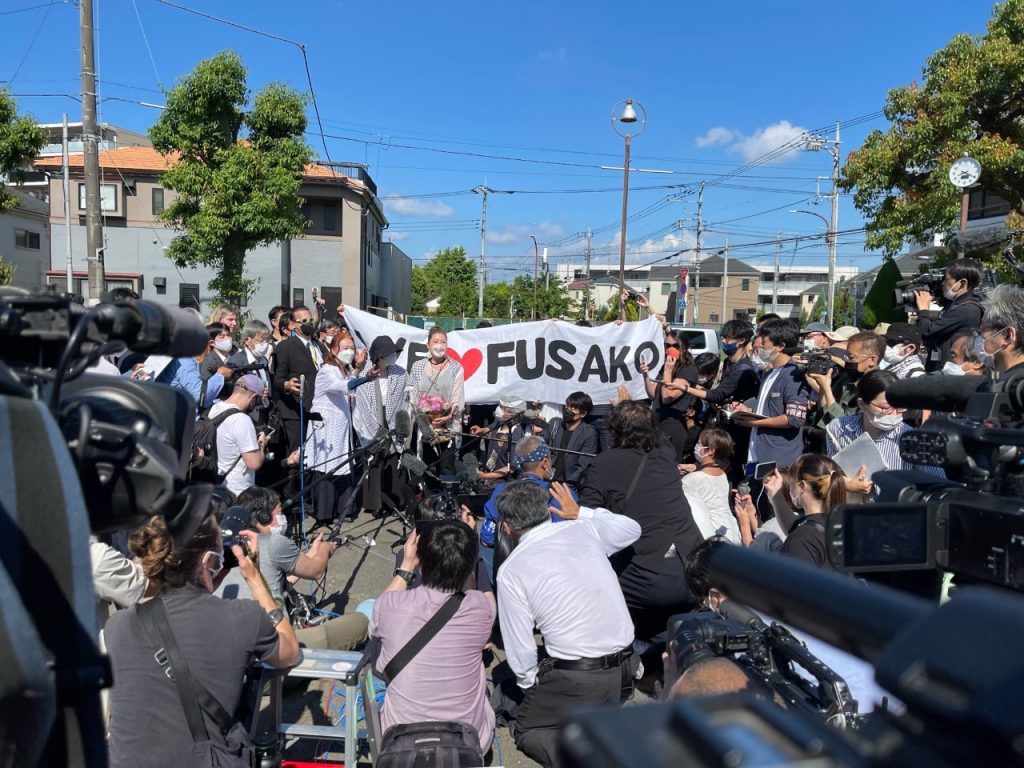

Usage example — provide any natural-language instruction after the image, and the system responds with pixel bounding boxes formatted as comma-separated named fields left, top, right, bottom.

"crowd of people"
left=88, top=258, right=1020, bottom=767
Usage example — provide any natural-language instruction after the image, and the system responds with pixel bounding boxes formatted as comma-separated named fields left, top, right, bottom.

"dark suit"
left=272, top=335, right=324, bottom=452
left=545, top=417, right=599, bottom=485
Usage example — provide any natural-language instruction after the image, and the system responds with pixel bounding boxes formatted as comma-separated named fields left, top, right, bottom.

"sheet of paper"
left=833, top=431, right=886, bottom=478
left=141, top=355, right=173, bottom=379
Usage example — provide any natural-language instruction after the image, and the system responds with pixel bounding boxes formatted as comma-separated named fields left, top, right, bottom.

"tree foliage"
left=0, top=256, right=15, bottom=285
left=0, top=90, right=45, bottom=214
left=841, top=0, right=1024, bottom=258
left=150, top=51, right=313, bottom=305
left=861, top=259, right=907, bottom=329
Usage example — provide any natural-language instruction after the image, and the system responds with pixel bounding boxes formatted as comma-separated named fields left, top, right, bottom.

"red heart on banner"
left=448, top=348, right=483, bottom=380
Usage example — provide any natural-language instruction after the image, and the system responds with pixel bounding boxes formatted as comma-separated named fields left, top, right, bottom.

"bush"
left=861, top=258, right=906, bottom=329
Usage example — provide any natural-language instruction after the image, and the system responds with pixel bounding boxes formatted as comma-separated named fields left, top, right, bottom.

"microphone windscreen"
left=414, top=411, right=435, bottom=441
left=886, top=374, right=985, bottom=412
left=395, top=409, right=412, bottom=438
left=948, top=225, right=1012, bottom=255
left=400, top=453, right=427, bottom=476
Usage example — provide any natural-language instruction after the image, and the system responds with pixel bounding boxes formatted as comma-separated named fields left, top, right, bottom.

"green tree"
left=410, top=247, right=477, bottom=315
left=0, top=256, right=14, bottom=285
left=0, top=90, right=45, bottom=214
left=150, top=51, right=313, bottom=305
left=861, top=258, right=907, bottom=328
left=601, top=295, right=640, bottom=321
left=841, top=0, right=1024, bottom=259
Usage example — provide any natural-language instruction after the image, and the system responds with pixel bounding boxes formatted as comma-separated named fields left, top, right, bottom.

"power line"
left=5, top=0, right=52, bottom=85
left=129, top=0, right=163, bottom=90
left=0, top=1, right=63, bottom=16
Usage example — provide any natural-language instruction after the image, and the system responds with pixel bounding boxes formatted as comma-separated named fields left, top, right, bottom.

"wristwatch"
left=394, top=568, right=416, bottom=585
left=267, top=607, right=286, bottom=627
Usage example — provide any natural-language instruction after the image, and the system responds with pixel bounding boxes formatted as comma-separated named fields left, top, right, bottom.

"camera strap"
left=135, top=596, right=235, bottom=744
left=619, top=453, right=649, bottom=512
left=382, top=591, right=465, bottom=684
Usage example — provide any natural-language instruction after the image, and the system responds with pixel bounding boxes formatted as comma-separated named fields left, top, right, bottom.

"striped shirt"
left=825, top=414, right=945, bottom=476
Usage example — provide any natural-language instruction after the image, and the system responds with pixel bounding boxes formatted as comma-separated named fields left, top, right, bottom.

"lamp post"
left=791, top=208, right=832, bottom=325
left=800, top=123, right=840, bottom=330
left=611, top=98, right=646, bottom=320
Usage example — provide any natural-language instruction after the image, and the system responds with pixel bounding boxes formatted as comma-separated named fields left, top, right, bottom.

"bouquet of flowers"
left=416, top=394, right=451, bottom=444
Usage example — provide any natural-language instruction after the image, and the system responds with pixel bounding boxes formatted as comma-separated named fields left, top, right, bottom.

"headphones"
left=254, top=487, right=275, bottom=527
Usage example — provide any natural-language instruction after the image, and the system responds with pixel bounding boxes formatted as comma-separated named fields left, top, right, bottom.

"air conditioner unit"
left=153, top=276, right=166, bottom=288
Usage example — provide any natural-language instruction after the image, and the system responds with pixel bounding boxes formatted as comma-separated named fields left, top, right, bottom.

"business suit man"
left=544, top=392, right=600, bottom=486
left=272, top=305, right=325, bottom=455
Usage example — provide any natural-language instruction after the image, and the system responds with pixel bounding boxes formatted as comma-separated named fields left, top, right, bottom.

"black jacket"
left=545, top=417, right=599, bottom=485
left=918, top=291, right=984, bottom=368
left=271, top=335, right=324, bottom=420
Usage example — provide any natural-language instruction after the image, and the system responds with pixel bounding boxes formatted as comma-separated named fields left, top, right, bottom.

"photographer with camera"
left=496, top=480, right=640, bottom=768
left=977, top=284, right=1024, bottom=376
left=104, top=513, right=300, bottom=768
left=912, top=258, right=985, bottom=369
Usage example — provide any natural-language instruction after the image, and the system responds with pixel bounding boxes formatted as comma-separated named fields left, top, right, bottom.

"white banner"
left=341, top=307, right=665, bottom=405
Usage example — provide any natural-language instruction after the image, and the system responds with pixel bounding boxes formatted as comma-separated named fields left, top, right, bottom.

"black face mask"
left=562, top=408, right=578, bottom=423
left=844, top=364, right=862, bottom=380
left=299, top=322, right=316, bottom=338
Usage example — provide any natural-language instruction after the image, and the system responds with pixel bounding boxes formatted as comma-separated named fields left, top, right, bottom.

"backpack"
left=377, top=721, right=483, bottom=768
left=189, top=405, right=244, bottom=483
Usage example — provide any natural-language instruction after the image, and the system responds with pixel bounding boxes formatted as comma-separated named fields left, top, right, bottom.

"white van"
left=666, top=324, right=721, bottom=357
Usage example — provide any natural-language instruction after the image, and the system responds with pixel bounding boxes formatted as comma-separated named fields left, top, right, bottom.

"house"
left=565, top=274, right=645, bottom=319
left=31, top=145, right=408, bottom=319
left=0, top=188, right=50, bottom=291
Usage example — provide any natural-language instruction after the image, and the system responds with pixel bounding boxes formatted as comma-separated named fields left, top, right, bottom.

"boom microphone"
left=414, top=411, right=436, bottom=442
left=394, top=409, right=412, bottom=441
left=886, top=374, right=986, bottom=412
left=948, top=225, right=1022, bottom=255
left=93, top=300, right=208, bottom=357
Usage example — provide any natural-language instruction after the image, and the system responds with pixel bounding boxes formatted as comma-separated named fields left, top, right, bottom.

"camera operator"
left=209, top=374, right=270, bottom=496
left=806, top=331, right=883, bottom=427
left=370, top=518, right=496, bottom=756
left=912, top=258, right=985, bottom=370
left=104, top=513, right=299, bottom=768
left=977, top=284, right=1024, bottom=376
left=496, top=480, right=640, bottom=768
left=216, top=488, right=369, bottom=651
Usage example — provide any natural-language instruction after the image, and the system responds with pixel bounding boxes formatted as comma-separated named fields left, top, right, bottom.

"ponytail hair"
left=129, top=514, right=220, bottom=593
left=790, top=454, right=847, bottom=510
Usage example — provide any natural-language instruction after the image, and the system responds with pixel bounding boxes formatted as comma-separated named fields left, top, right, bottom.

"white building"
left=746, top=263, right=860, bottom=320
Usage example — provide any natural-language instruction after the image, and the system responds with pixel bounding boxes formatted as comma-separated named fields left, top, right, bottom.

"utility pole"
left=473, top=185, right=491, bottom=317
left=827, top=121, right=840, bottom=330
left=80, top=0, right=105, bottom=303
left=530, top=235, right=539, bottom=320
left=772, top=230, right=781, bottom=314
left=584, top=227, right=592, bottom=321
left=693, top=181, right=704, bottom=324
left=721, top=241, right=729, bottom=324
left=543, top=247, right=549, bottom=295
left=62, top=113, right=73, bottom=294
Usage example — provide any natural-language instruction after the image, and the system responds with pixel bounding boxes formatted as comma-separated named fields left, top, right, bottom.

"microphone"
left=400, top=452, right=440, bottom=483
left=948, top=225, right=1022, bottom=255
left=414, top=411, right=436, bottom=442
left=299, top=374, right=305, bottom=399
left=394, top=409, right=412, bottom=441
left=93, top=300, right=207, bottom=357
left=886, top=374, right=986, bottom=412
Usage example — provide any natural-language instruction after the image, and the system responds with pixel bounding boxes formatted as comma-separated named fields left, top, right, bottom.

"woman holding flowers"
left=409, top=326, right=466, bottom=480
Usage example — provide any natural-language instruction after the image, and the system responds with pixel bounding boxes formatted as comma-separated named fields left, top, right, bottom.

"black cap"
left=885, top=322, right=922, bottom=348
left=368, top=335, right=406, bottom=363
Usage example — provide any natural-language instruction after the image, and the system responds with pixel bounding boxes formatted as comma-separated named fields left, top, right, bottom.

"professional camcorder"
left=891, top=269, right=946, bottom=312
left=0, top=286, right=212, bottom=765
left=827, top=374, right=1024, bottom=591
left=805, top=350, right=840, bottom=377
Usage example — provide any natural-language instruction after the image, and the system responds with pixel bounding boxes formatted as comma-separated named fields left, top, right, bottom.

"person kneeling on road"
left=215, top=487, right=368, bottom=651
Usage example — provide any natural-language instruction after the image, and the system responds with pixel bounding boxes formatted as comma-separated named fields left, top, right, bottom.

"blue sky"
left=0, top=0, right=999, bottom=280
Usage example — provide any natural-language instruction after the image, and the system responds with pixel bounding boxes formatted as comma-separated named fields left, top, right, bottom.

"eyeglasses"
left=867, top=400, right=901, bottom=415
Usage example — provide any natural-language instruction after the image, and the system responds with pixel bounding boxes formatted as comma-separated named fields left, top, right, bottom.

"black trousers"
left=312, top=470, right=357, bottom=522
left=514, top=658, right=634, bottom=768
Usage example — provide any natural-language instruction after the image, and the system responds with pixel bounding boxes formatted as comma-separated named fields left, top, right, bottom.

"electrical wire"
left=5, top=0, right=52, bottom=85
left=130, top=0, right=163, bottom=90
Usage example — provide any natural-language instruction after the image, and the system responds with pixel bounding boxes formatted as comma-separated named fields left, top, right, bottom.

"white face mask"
left=803, top=338, right=820, bottom=353
left=757, top=346, right=778, bottom=363
left=323, top=334, right=335, bottom=347
left=214, top=338, right=233, bottom=353
left=790, top=484, right=803, bottom=510
left=338, top=348, right=355, bottom=365
left=866, top=410, right=903, bottom=431
left=751, top=353, right=769, bottom=371
left=942, top=361, right=966, bottom=377
left=694, top=445, right=709, bottom=462
left=943, top=281, right=963, bottom=302
left=271, top=514, right=287, bottom=536
left=253, top=341, right=270, bottom=357
left=883, top=345, right=906, bottom=365
left=430, top=345, right=447, bottom=360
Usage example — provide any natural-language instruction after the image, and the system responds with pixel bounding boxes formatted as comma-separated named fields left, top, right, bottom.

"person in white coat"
left=304, top=331, right=365, bottom=525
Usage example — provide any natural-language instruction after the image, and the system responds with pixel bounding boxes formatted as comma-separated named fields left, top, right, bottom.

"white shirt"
left=682, top=471, right=740, bottom=543
left=496, top=506, right=640, bottom=689
left=209, top=401, right=258, bottom=495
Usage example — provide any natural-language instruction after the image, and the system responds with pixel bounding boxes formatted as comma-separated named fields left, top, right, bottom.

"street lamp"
left=611, top=98, right=647, bottom=320
left=800, top=123, right=840, bottom=329
left=790, top=208, right=831, bottom=324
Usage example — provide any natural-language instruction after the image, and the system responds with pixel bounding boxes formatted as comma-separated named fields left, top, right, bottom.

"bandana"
left=513, top=441, right=550, bottom=469
left=499, top=393, right=526, bottom=411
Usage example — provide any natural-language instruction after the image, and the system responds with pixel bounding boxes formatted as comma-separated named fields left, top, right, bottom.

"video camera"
left=827, top=374, right=1024, bottom=591
left=804, top=350, right=840, bottom=377
left=892, top=269, right=946, bottom=312
left=0, top=286, right=213, bottom=765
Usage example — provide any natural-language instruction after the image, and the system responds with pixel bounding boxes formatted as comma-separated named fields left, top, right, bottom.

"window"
left=78, top=182, right=118, bottom=212
left=292, top=288, right=304, bottom=306
left=661, top=282, right=672, bottom=295
left=301, top=202, right=311, bottom=224
left=709, top=313, right=720, bottom=323
left=324, top=204, right=337, bottom=231
left=741, top=278, right=751, bottom=292
left=968, top=188, right=1012, bottom=221
left=179, top=283, right=200, bottom=310
left=698, top=275, right=722, bottom=288
left=15, top=229, right=40, bottom=250
left=152, top=188, right=164, bottom=215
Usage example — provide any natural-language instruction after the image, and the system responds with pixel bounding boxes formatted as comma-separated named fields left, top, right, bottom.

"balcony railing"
left=319, top=162, right=377, bottom=196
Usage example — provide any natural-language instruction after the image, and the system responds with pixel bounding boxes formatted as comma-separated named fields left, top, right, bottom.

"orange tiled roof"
left=34, top=145, right=351, bottom=184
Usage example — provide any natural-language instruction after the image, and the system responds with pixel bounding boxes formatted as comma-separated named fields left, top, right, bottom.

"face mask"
left=757, top=346, right=778, bottom=363
left=790, top=485, right=803, bottom=510
left=562, top=408, right=578, bottom=423
left=866, top=410, right=903, bottom=431
left=942, top=361, right=966, bottom=376
left=383, top=353, right=399, bottom=367
left=803, top=338, right=820, bottom=353
left=338, top=348, right=355, bottom=365
left=214, top=338, right=233, bottom=353
left=204, top=550, right=224, bottom=580
left=323, top=334, right=335, bottom=347
left=271, top=514, right=287, bottom=536
left=721, top=341, right=739, bottom=355
left=974, top=331, right=1004, bottom=369
left=299, top=322, right=315, bottom=337
left=751, top=354, right=769, bottom=371
left=430, top=345, right=447, bottom=360
left=253, top=341, right=269, bottom=357
left=943, top=282, right=962, bottom=302
left=695, top=445, right=709, bottom=462
left=883, top=345, right=906, bottom=365
left=698, top=377, right=709, bottom=386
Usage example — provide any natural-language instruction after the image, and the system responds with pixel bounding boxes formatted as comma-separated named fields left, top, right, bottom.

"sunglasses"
left=665, top=343, right=680, bottom=349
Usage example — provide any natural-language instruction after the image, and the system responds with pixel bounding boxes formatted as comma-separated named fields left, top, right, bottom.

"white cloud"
left=694, top=126, right=736, bottom=148
left=385, top=198, right=454, bottom=218
left=694, top=120, right=810, bottom=163
left=487, top=220, right=565, bottom=245
left=385, top=231, right=412, bottom=242
left=630, top=230, right=697, bottom=256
